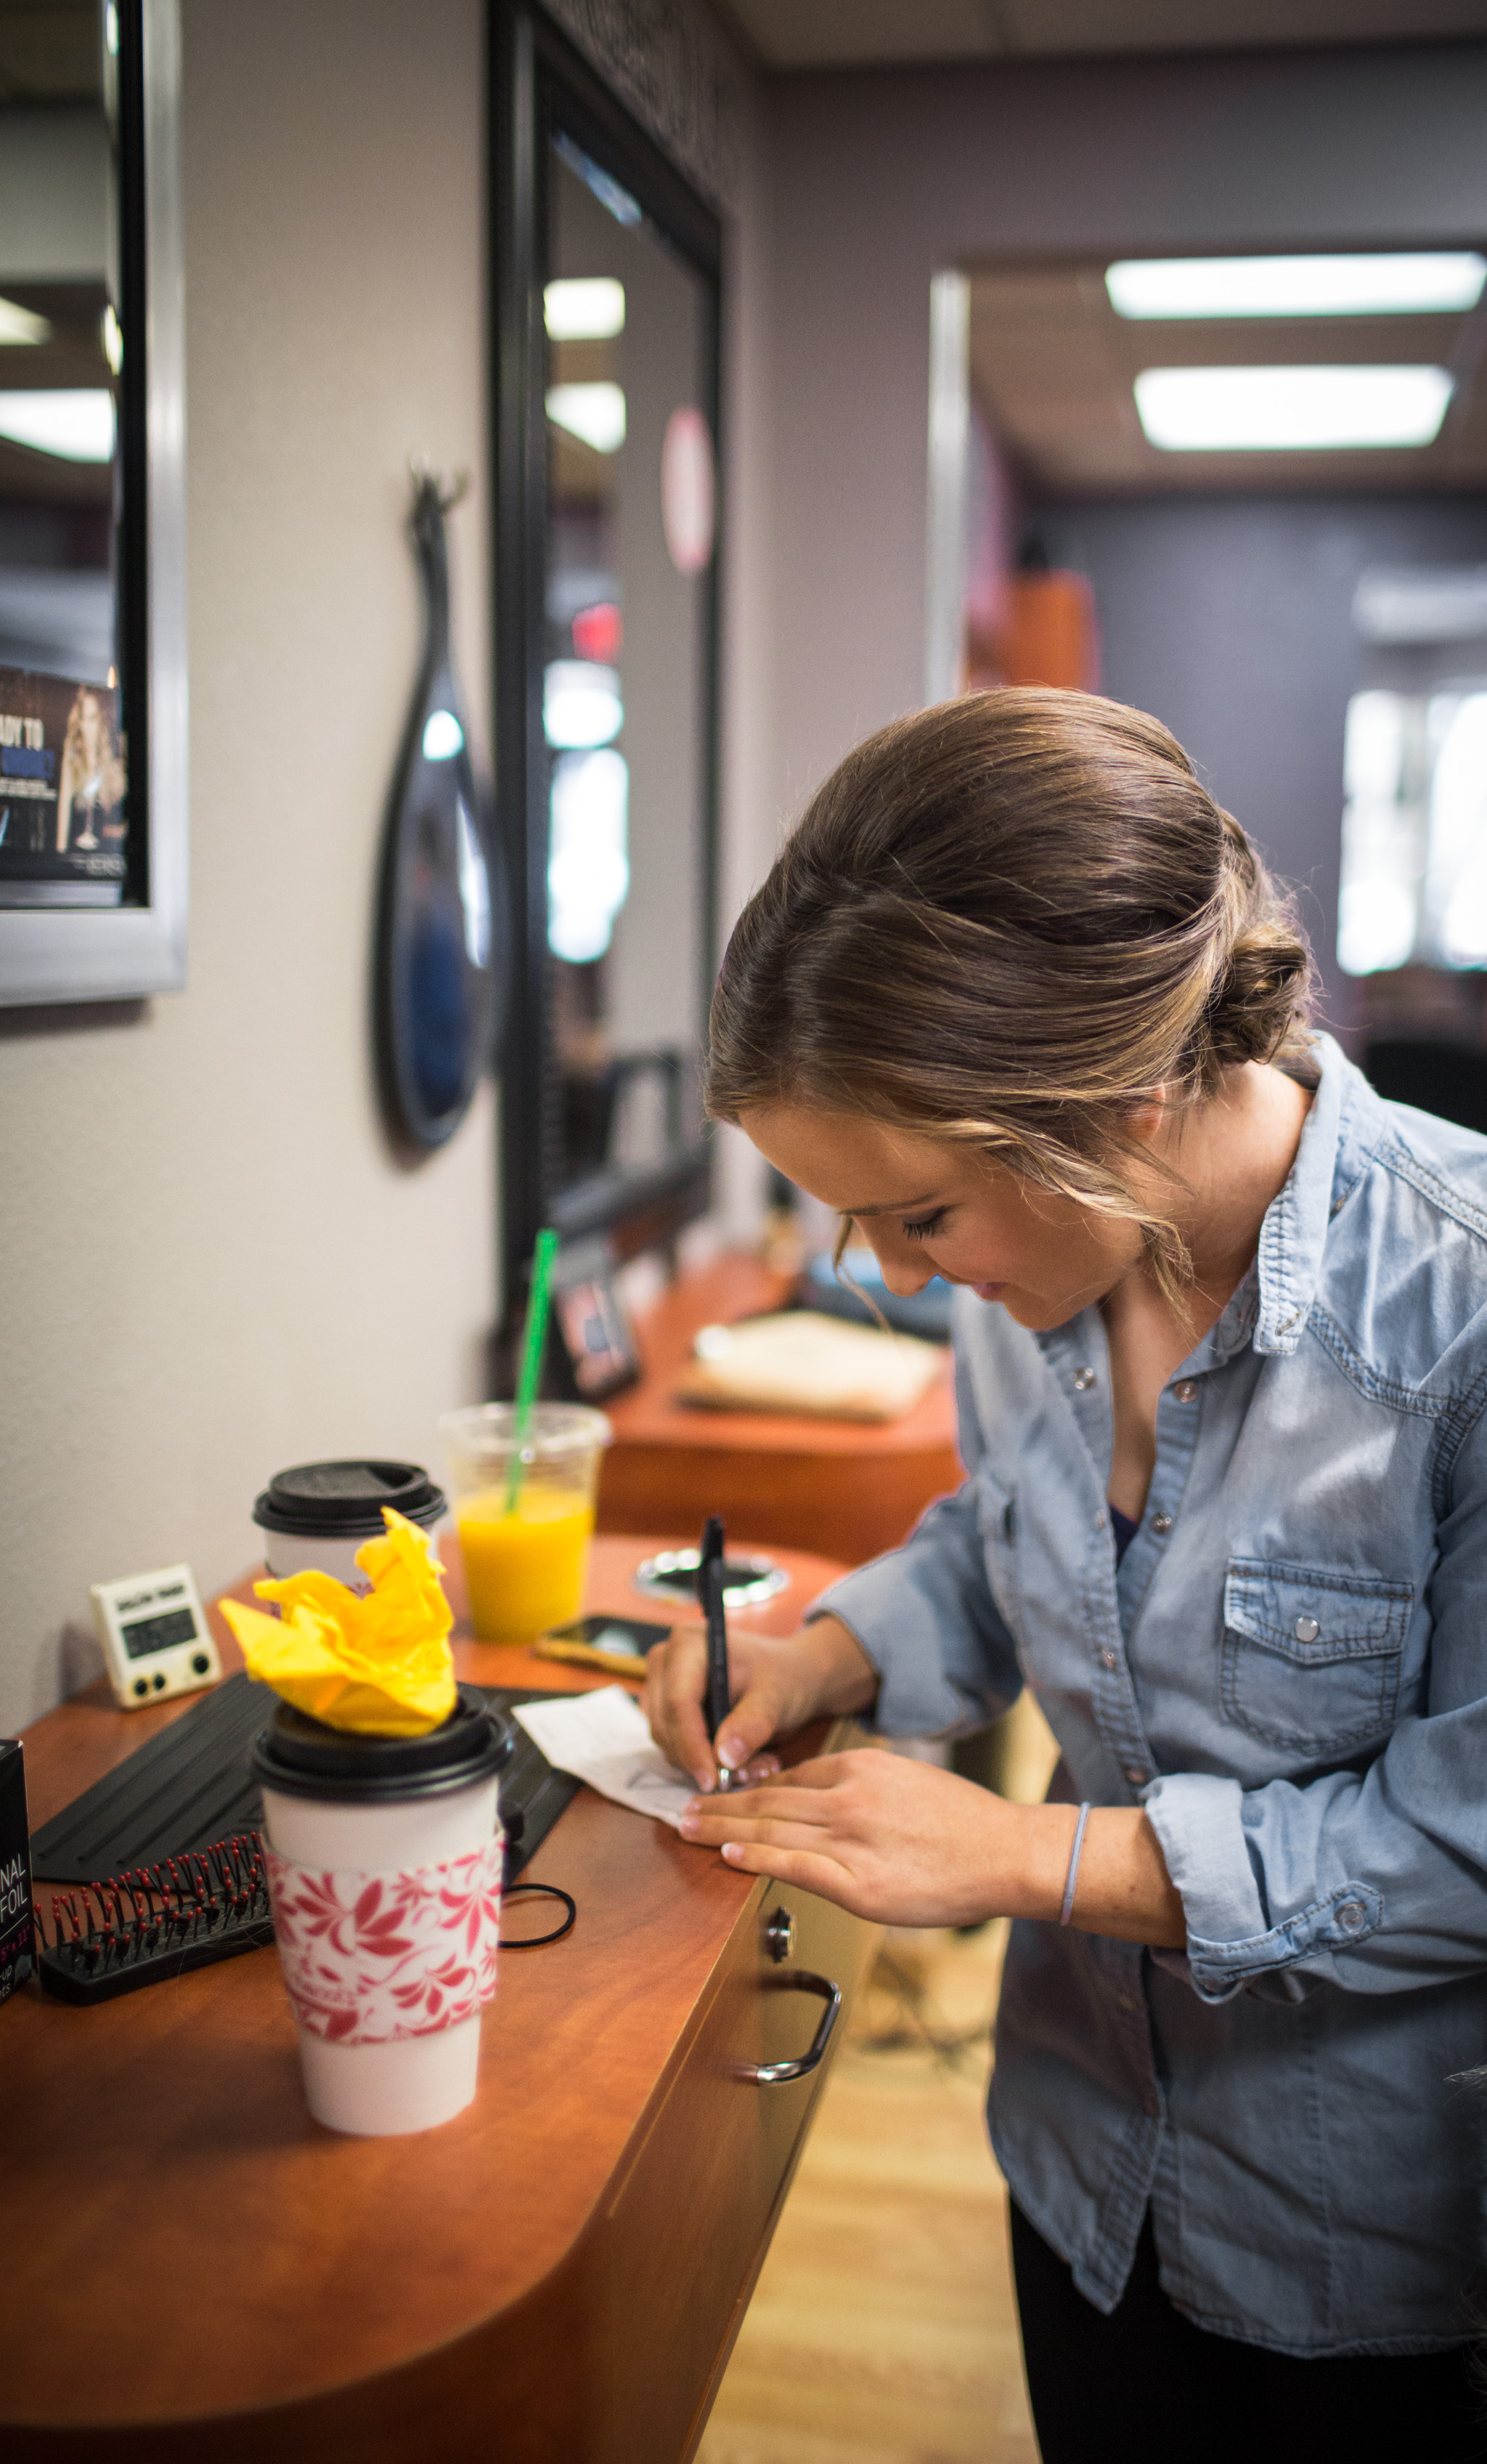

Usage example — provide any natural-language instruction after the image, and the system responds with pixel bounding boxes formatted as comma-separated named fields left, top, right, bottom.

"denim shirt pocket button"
left=1221, top=1558, right=1413, bottom=1760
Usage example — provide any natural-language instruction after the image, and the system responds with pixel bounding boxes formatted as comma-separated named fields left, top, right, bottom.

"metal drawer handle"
left=738, top=1970, right=842, bottom=2086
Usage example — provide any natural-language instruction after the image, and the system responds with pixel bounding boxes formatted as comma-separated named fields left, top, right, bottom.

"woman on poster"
left=55, top=683, right=126, bottom=853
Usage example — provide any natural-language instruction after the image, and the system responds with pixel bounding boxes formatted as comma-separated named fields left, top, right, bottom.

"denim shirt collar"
left=1214, top=1032, right=1364, bottom=1363
left=1035, top=1035, right=1375, bottom=1381
left=1248, top=1035, right=1345, bottom=1356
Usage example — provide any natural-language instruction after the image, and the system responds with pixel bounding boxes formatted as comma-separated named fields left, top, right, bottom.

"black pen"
left=698, top=1516, right=734, bottom=1789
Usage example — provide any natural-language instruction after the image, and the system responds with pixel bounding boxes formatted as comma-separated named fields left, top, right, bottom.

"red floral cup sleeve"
left=264, top=1834, right=503, bottom=2046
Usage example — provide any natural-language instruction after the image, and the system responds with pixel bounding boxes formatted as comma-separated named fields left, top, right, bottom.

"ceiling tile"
left=969, top=255, right=1487, bottom=496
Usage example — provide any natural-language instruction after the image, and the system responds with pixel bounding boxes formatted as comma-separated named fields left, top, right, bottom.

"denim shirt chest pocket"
left=1221, top=1558, right=1413, bottom=1757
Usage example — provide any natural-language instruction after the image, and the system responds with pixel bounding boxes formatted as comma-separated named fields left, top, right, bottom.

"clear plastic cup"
left=439, top=1403, right=613, bottom=1642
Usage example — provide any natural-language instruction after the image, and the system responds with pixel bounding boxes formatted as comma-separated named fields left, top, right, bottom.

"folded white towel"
left=676, top=1311, right=945, bottom=1424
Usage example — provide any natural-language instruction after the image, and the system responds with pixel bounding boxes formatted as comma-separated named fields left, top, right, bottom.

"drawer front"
left=576, top=1879, right=876, bottom=2464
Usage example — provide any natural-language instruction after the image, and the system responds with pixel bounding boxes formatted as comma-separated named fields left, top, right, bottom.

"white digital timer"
left=89, top=1563, right=221, bottom=1712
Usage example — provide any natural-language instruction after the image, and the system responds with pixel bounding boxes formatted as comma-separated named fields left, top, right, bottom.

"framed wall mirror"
left=0, top=0, right=186, bottom=1007
left=492, top=3, right=720, bottom=1341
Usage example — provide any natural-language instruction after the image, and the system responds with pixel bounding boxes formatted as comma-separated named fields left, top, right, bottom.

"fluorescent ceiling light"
left=1107, top=253, right=1487, bottom=322
left=545, top=277, right=624, bottom=341
left=1134, top=365, right=1453, bottom=453
left=545, top=660, right=622, bottom=750
left=548, top=748, right=630, bottom=963
left=0, top=297, right=52, bottom=346
left=0, top=389, right=115, bottom=462
left=546, top=381, right=626, bottom=454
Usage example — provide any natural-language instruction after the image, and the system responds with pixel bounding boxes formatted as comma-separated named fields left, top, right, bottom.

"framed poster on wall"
left=0, top=0, right=187, bottom=1007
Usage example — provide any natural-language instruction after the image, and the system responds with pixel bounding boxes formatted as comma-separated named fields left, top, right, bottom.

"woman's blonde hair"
left=706, top=688, right=1313, bottom=1298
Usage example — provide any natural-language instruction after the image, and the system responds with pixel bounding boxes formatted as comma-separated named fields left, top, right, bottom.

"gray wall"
left=1032, top=494, right=1487, bottom=1038
left=0, top=0, right=499, bottom=1726
left=756, top=44, right=1487, bottom=861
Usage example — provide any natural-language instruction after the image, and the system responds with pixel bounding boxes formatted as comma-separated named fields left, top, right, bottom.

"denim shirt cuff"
left=1144, top=1771, right=1383, bottom=2001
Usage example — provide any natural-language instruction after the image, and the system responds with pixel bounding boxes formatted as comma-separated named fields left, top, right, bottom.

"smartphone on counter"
left=532, top=1613, right=674, bottom=1680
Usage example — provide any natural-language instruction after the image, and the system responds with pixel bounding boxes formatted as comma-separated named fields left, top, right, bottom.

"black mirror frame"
left=489, top=0, right=722, bottom=1320
left=0, top=0, right=187, bottom=1009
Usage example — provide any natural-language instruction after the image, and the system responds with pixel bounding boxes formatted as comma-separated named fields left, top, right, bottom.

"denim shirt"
left=817, top=1037, right=1487, bottom=2357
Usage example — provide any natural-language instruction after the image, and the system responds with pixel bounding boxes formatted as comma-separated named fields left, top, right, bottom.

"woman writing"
left=646, top=690, right=1486, bottom=2457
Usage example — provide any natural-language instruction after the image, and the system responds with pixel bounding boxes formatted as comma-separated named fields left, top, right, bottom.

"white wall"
left=0, top=0, right=497, bottom=1727
left=760, top=43, right=1487, bottom=836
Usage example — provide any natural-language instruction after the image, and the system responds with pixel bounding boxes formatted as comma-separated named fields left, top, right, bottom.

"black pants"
left=1010, top=2201, right=1487, bottom=2463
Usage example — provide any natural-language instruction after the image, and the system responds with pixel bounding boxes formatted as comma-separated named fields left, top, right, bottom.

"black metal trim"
left=549, top=1143, right=712, bottom=1256
left=490, top=1, right=723, bottom=1349
left=529, top=9, right=721, bottom=273
left=117, top=0, right=151, bottom=906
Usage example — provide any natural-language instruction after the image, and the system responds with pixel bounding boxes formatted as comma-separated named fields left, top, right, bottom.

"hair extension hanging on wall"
left=374, top=468, right=510, bottom=1153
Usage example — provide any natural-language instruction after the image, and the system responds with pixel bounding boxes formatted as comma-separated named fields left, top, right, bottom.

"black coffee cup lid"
left=250, top=1684, right=514, bottom=1802
left=253, top=1459, right=447, bottom=1540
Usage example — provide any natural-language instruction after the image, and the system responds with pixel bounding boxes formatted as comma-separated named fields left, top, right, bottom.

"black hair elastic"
left=498, top=1882, right=577, bottom=1948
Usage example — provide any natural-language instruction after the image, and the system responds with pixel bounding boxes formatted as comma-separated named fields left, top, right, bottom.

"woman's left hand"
left=678, top=1747, right=1016, bottom=1927
left=679, top=1748, right=1191, bottom=1944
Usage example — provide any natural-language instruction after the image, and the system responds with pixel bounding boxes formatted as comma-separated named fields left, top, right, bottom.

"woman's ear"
left=1128, top=1088, right=1170, bottom=1149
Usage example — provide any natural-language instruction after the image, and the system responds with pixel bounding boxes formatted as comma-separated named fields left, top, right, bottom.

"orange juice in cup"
left=439, top=1404, right=612, bottom=1643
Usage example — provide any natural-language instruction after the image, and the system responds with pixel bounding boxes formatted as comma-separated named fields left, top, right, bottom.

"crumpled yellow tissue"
left=221, top=1508, right=457, bottom=1737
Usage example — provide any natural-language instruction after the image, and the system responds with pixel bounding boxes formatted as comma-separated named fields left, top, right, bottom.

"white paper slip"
left=514, top=1686, right=697, bottom=1829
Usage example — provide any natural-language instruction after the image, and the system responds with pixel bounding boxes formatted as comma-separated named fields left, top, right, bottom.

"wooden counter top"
left=598, top=1254, right=962, bottom=1564
left=2, top=1534, right=873, bottom=2463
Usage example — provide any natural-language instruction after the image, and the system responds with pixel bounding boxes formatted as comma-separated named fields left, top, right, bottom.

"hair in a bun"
left=1203, top=816, right=1312, bottom=1075
left=707, top=686, right=1314, bottom=1301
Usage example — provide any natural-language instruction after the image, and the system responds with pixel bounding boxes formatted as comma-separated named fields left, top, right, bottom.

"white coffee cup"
left=251, top=1690, right=512, bottom=2136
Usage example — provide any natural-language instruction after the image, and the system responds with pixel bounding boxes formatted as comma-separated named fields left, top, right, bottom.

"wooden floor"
left=698, top=1699, right=1061, bottom=2464
left=698, top=1921, right=1038, bottom=2464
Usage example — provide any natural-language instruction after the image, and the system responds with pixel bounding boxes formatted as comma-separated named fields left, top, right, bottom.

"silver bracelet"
left=1060, top=1802, right=1092, bottom=1927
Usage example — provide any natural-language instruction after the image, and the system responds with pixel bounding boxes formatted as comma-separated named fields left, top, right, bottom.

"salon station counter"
left=1, top=1536, right=876, bottom=2463
left=598, top=1252, right=961, bottom=1566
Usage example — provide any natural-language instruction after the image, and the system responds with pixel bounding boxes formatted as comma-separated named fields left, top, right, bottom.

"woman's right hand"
left=643, top=1611, right=880, bottom=1794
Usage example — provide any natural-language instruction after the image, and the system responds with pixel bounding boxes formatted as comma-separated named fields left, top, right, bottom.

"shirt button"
left=1294, top=1614, right=1321, bottom=1643
left=1100, top=1648, right=1117, bottom=1670
left=1337, top=1900, right=1364, bottom=1931
left=1124, top=1765, right=1146, bottom=1787
left=1072, top=1366, right=1096, bottom=1391
left=1173, top=1380, right=1199, bottom=1404
left=1152, top=1511, right=1173, bottom=1537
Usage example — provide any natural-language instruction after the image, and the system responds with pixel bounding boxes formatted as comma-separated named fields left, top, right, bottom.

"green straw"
left=504, top=1227, right=559, bottom=1516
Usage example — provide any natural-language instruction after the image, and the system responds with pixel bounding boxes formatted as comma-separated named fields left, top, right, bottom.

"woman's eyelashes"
left=901, top=1208, right=949, bottom=1243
